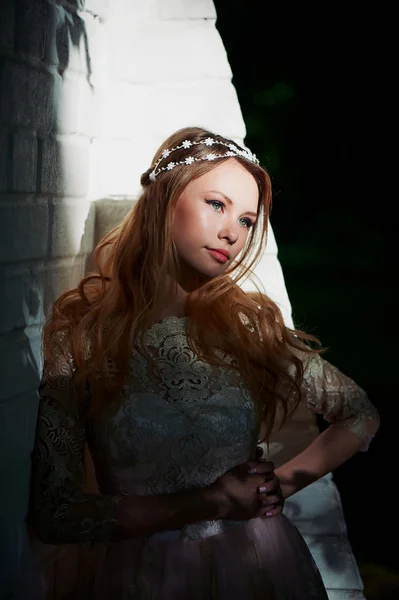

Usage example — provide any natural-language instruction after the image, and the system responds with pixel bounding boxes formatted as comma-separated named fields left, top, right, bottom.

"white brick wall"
left=0, top=1, right=365, bottom=598
left=0, top=196, right=49, bottom=263
left=0, top=61, right=54, bottom=135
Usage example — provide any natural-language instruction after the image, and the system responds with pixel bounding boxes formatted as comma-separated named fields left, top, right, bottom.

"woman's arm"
left=32, top=332, right=121, bottom=545
left=31, top=332, right=220, bottom=545
left=33, top=385, right=219, bottom=544
left=275, top=425, right=367, bottom=499
left=275, top=353, right=380, bottom=499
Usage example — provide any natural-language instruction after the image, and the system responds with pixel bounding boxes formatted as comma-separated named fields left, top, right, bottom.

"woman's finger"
left=257, top=480, right=279, bottom=494
left=247, top=460, right=275, bottom=475
left=261, top=494, right=281, bottom=506
left=263, top=503, right=284, bottom=517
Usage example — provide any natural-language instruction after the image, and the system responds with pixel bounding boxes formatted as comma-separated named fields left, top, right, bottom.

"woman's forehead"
left=187, top=160, right=258, bottom=197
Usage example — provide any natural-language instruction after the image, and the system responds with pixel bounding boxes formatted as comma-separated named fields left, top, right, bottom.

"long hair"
left=42, top=126, right=323, bottom=442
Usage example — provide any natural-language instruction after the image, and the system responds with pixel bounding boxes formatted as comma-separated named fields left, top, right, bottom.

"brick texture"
left=36, top=256, right=87, bottom=318
left=0, top=390, right=39, bottom=465
left=0, top=126, right=9, bottom=192
left=0, top=58, right=54, bottom=135
left=41, top=136, right=90, bottom=196
left=0, top=327, right=42, bottom=401
left=11, top=132, right=38, bottom=192
left=0, top=0, right=15, bottom=54
left=49, top=198, right=95, bottom=258
left=0, top=195, right=48, bottom=264
left=0, top=263, right=34, bottom=334
left=15, top=0, right=58, bottom=65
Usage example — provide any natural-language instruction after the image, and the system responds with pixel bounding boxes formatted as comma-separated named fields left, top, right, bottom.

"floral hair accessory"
left=148, top=137, right=259, bottom=182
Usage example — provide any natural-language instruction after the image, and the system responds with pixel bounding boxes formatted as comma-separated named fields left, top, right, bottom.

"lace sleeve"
left=300, top=353, right=380, bottom=451
left=31, top=331, right=123, bottom=545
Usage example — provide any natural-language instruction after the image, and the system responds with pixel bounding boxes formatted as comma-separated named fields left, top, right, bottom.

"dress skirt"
left=82, top=514, right=329, bottom=600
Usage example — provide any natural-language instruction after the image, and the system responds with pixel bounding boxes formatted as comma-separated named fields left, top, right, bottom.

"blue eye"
left=207, top=200, right=224, bottom=212
left=239, top=216, right=253, bottom=228
left=205, top=200, right=254, bottom=228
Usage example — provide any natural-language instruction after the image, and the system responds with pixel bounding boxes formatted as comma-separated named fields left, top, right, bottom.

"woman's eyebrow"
left=205, top=190, right=258, bottom=218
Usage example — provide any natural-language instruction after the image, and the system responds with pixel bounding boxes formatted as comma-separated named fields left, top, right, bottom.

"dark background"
left=214, top=2, right=396, bottom=598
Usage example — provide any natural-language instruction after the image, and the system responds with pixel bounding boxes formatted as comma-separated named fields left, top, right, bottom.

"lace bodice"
left=31, top=316, right=379, bottom=546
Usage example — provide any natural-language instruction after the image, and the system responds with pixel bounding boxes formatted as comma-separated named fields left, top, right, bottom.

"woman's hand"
left=209, top=456, right=284, bottom=521
left=254, top=446, right=285, bottom=517
left=254, top=459, right=285, bottom=518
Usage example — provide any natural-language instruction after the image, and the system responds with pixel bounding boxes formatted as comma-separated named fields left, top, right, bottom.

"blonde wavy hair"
left=42, top=126, right=322, bottom=442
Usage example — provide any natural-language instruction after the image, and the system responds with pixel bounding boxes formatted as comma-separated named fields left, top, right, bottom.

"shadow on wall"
left=0, top=1, right=94, bottom=598
left=41, top=1, right=95, bottom=318
left=55, top=0, right=93, bottom=80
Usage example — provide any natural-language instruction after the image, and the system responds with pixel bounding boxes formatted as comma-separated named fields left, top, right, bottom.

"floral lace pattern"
left=299, top=351, right=379, bottom=451
left=32, top=316, right=379, bottom=546
left=32, top=330, right=123, bottom=545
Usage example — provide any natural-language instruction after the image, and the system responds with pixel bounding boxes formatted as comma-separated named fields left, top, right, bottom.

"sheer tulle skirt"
left=82, top=515, right=328, bottom=600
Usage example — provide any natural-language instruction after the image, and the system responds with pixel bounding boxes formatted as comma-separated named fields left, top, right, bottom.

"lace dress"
left=32, top=316, right=379, bottom=599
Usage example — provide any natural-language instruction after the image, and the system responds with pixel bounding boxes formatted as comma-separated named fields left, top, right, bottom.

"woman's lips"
left=207, top=249, right=228, bottom=263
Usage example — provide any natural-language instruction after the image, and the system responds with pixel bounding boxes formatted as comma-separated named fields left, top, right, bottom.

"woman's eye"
left=206, top=200, right=224, bottom=211
left=206, top=200, right=253, bottom=228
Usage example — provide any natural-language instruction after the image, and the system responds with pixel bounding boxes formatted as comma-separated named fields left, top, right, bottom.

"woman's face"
left=172, top=158, right=259, bottom=288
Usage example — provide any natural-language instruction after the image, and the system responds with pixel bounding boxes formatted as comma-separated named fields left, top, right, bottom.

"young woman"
left=31, top=126, right=380, bottom=599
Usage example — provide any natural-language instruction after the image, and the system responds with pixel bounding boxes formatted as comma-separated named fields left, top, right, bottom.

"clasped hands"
left=211, top=446, right=284, bottom=521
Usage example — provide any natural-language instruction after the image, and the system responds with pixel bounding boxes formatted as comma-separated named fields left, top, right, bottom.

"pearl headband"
left=149, top=137, right=259, bottom=182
